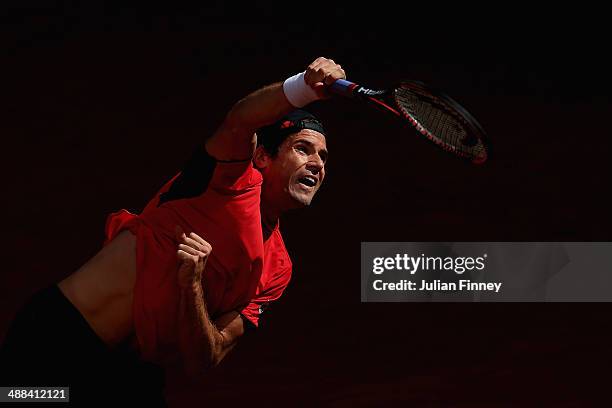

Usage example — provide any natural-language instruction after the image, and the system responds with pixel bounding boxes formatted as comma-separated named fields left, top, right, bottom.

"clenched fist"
left=175, top=225, right=212, bottom=289
left=303, top=57, right=346, bottom=99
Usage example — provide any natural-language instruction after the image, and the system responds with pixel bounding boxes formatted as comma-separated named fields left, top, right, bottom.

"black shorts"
left=0, top=285, right=167, bottom=407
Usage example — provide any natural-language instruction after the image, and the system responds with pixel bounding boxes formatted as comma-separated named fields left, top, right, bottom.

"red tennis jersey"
left=104, top=148, right=292, bottom=363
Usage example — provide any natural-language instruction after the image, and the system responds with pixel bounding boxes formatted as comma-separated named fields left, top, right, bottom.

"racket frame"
left=330, top=79, right=489, bottom=164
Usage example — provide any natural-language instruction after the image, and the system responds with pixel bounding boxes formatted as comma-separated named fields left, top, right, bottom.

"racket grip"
left=330, top=79, right=358, bottom=98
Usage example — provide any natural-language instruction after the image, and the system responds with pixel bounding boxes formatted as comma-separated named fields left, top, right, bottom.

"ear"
left=253, top=146, right=271, bottom=170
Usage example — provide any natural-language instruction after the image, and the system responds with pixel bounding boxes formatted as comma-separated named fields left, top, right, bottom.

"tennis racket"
left=330, top=79, right=489, bottom=164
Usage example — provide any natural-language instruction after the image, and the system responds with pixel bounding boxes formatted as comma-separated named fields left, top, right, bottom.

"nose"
left=306, top=157, right=324, bottom=174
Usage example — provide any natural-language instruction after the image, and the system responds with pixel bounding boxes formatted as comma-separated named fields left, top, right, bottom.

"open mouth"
left=297, top=175, right=317, bottom=188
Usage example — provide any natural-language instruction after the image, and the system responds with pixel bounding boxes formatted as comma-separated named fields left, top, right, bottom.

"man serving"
left=0, top=57, right=344, bottom=405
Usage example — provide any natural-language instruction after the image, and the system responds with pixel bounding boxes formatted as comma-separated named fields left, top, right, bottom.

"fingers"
left=182, top=235, right=212, bottom=256
left=176, top=227, right=211, bottom=288
left=324, top=65, right=345, bottom=85
left=186, top=231, right=211, bottom=249
left=304, top=57, right=346, bottom=89
left=308, top=56, right=330, bottom=72
left=177, top=248, right=206, bottom=287
left=177, top=249, right=199, bottom=264
left=178, top=244, right=207, bottom=259
left=175, top=225, right=212, bottom=256
left=177, top=243, right=209, bottom=266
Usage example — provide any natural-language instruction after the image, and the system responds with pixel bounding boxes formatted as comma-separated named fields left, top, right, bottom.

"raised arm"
left=204, top=57, right=345, bottom=161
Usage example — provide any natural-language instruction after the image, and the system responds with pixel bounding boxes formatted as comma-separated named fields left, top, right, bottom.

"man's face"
left=259, top=129, right=328, bottom=210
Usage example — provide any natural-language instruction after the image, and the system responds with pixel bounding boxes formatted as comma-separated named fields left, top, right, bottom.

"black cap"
left=256, top=109, right=326, bottom=156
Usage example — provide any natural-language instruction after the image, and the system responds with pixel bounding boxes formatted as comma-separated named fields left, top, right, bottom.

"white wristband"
left=282, top=71, right=320, bottom=108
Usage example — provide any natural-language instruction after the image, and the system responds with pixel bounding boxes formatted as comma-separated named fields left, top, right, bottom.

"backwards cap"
left=256, top=109, right=326, bottom=156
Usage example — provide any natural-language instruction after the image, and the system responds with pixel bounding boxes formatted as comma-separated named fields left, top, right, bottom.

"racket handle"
left=330, top=79, right=359, bottom=98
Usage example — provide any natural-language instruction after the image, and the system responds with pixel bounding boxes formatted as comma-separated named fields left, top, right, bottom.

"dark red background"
left=2, top=6, right=611, bottom=406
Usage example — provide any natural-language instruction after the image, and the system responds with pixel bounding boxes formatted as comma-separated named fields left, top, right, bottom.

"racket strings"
left=395, top=88, right=485, bottom=159
left=396, top=90, right=466, bottom=148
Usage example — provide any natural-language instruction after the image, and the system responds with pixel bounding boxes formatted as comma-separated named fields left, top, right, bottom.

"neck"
left=261, top=201, right=281, bottom=240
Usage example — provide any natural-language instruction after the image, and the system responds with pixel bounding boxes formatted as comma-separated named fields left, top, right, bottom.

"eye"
left=295, top=145, right=308, bottom=154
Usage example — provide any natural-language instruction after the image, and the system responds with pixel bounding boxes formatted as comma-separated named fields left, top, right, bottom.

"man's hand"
left=303, top=57, right=346, bottom=99
left=175, top=226, right=212, bottom=289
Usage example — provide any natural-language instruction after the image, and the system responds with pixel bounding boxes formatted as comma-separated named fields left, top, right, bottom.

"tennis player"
left=0, top=57, right=345, bottom=406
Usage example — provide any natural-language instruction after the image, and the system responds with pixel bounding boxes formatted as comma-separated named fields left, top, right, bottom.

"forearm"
left=177, top=281, right=223, bottom=373
left=205, top=81, right=295, bottom=161
left=175, top=228, right=243, bottom=376
left=205, top=58, right=344, bottom=161
left=226, top=82, right=294, bottom=131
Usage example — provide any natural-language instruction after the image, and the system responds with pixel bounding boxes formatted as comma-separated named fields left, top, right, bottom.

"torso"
left=58, top=230, right=137, bottom=348
left=59, top=151, right=292, bottom=359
